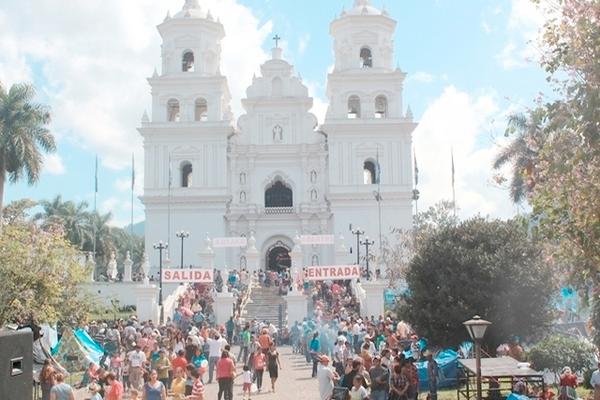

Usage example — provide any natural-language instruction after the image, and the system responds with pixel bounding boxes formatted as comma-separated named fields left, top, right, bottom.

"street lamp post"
left=360, top=237, right=375, bottom=280
left=350, top=227, right=365, bottom=266
left=153, top=241, right=168, bottom=324
left=463, top=315, right=492, bottom=400
left=175, top=231, right=190, bottom=269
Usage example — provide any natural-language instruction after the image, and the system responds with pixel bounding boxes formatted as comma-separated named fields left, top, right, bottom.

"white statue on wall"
left=107, top=251, right=118, bottom=281
left=141, top=252, right=150, bottom=285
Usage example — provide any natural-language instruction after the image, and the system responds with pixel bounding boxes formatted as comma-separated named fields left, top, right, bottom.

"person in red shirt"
left=172, top=350, right=188, bottom=372
left=216, top=351, right=236, bottom=400
left=252, top=348, right=266, bottom=393
left=104, top=372, right=124, bottom=400
left=559, top=367, right=578, bottom=400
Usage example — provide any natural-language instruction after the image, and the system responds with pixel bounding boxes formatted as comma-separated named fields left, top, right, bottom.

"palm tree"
left=36, top=195, right=91, bottom=249
left=493, top=110, right=546, bottom=203
left=0, top=82, right=55, bottom=233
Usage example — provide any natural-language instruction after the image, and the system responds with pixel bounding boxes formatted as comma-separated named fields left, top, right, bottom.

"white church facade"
left=140, top=0, right=416, bottom=275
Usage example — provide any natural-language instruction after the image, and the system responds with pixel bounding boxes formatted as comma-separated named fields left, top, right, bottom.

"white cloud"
left=43, top=154, right=66, bottom=175
left=496, top=0, right=552, bottom=69
left=407, top=71, right=435, bottom=84
left=414, top=86, right=518, bottom=219
left=298, top=33, right=310, bottom=56
left=0, top=0, right=272, bottom=171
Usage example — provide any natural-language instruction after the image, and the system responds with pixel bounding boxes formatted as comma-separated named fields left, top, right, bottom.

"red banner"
left=161, top=269, right=214, bottom=283
left=304, top=265, right=361, bottom=281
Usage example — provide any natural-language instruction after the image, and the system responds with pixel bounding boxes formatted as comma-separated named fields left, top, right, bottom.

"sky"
left=0, top=0, right=551, bottom=228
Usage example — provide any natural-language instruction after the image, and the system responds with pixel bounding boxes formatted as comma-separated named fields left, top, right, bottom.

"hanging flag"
left=131, top=153, right=135, bottom=190
left=94, top=155, right=98, bottom=193
left=414, top=151, right=419, bottom=186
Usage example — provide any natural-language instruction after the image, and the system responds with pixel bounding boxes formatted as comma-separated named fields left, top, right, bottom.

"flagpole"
left=168, top=152, right=172, bottom=251
left=131, top=153, right=135, bottom=253
left=93, top=155, right=98, bottom=258
left=451, top=148, right=456, bottom=218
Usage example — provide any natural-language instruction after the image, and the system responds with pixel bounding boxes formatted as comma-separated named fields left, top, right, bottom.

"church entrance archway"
left=265, top=240, right=291, bottom=273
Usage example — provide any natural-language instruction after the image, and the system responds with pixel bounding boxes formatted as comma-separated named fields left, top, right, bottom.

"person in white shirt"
left=206, top=331, right=228, bottom=383
left=350, top=375, right=369, bottom=400
left=127, top=344, right=146, bottom=390
left=317, top=356, right=339, bottom=400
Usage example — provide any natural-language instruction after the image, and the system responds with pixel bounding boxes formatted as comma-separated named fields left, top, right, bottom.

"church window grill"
left=240, top=191, right=247, bottom=203
left=311, top=189, right=318, bottom=201
left=348, top=95, right=361, bottom=119
left=240, top=172, right=246, bottom=185
left=182, top=51, right=195, bottom=72
left=375, top=95, right=388, bottom=119
left=360, top=47, right=373, bottom=68
left=194, top=98, right=208, bottom=121
left=310, top=170, right=317, bottom=183
left=363, top=160, right=377, bottom=185
left=167, top=99, right=180, bottom=122
left=265, top=180, right=293, bottom=208
left=181, top=161, right=193, bottom=187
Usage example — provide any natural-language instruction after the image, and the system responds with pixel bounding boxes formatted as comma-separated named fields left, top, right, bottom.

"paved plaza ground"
left=75, top=346, right=320, bottom=400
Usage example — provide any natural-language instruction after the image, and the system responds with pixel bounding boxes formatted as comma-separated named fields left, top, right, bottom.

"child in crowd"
left=242, top=365, right=253, bottom=399
left=89, top=383, right=102, bottom=400
left=129, top=388, right=140, bottom=400
left=350, top=375, right=369, bottom=400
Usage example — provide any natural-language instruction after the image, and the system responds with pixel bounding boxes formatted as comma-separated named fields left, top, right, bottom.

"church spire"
left=183, top=0, right=200, bottom=10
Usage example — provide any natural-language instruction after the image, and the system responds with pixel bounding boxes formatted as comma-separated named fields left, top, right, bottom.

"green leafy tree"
left=399, top=217, right=556, bottom=350
left=0, top=82, right=55, bottom=233
left=528, top=335, right=595, bottom=382
left=494, top=0, right=600, bottom=344
left=2, top=198, right=37, bottom=225
left=0, top=223, right=93, bottom=326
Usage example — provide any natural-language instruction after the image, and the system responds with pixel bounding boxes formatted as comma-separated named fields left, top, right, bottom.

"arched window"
left=182, top=51, right=195, bottom=72
left=265, top=180, right=293, bottom=207
left=363, top=160, right=377, bottom=185
left=348, top=95, right=361, bottom=119
left=360, top=47, right=373, bottom=68
left=272, top=77, right=283, bottom=97
left=181, top=162, right=193, bottom=187
left=194, top=98, right=208, bottom=121
left=375, top=95, right=388, bottom=119
left=167, top=99, right=180, bottom=122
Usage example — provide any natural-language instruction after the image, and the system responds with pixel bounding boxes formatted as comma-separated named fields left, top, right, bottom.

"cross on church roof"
left=273, top=34, right=281, bottom=48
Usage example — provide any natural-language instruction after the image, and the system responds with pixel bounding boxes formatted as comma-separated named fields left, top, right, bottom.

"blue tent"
left=416, top=349, right=460, bottom=390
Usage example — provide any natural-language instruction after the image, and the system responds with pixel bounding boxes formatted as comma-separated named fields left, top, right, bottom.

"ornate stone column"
left=244, top=233, right=260, bottom=273
left=213, top=291, right=235, bottom=325
left=361, top=280, right=387, bottom=318
left=123, top=251, right=133, bottom=282
left=135, top=284, right=160, bottom=324
left=290, top=233, right=303, bottom=289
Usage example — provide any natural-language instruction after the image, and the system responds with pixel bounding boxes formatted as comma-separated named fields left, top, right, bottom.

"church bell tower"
left=322, top=0, right=416, bottom=254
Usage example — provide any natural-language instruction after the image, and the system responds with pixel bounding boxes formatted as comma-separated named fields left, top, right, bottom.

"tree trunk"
left=0, top=168, right=5, bottom=235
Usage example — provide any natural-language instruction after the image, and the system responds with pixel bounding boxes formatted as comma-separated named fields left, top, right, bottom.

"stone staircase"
left=242, top=286, right=287, bottom=329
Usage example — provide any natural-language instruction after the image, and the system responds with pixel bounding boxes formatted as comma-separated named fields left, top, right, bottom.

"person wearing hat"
left=88, top=383, right=102, bottom=400
left=127, top=343, right=146, bottom=391
left=317, top=355, right=339, bottom=400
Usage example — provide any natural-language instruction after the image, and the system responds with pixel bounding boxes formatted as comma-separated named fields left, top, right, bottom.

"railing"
left=163, top=283, right=189, bottom=320
left=264, top=206, right=295, bottom=215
